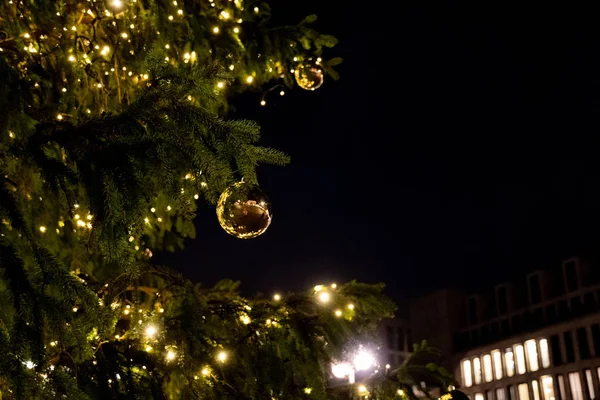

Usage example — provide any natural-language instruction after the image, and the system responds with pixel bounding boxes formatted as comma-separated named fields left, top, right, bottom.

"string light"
left=279, top=90, right=285, bottom=96
left=240, top=314, right=251, bottom=324
left=201, top=367, right=210, bottom=376
left=254, top=6, right=259, bottom=13
left=68, top=55, right=76, bottom=62
left=318, top=292, right=330, bottom=304
left=335, top=309, right=342, bottom=317
left=246, top=76, right=254, bottom=84
left=111, top=0, right=122, bottom=9
left=217, top=350, right=227, bottom=363
left=398, top=389, right=404, bottom=395
left=233, top=27, right=240, bottom=33
left=217, top=81, right=225, bottom=89
left=304, top=388, right=312, bottom=394
left=386, top=364, right=391, bottom=369
left=273, top=293, right=281, bottom=301
left=331, top=283, right=337, bottom=289
left=220, top=11, right=230, bottom=19
left=144, top=325, right=158, bottom=338
left=212, top=26, right=220, bottom=34
left=167, top=205, right=172, bottom=211
left=39, top=226, right=46, bottom=233
left=25, top=361, right=35, bottom=370
left=166, top=350, right=176, bottom=361
left=358, top=385, right=367, bottom=394
left=314, top=285, right=324, bottom=292
left=260, top=100, right=266, bottom=106
left=177, top=9, right=183, bottom=15
left=194, top=194, right=199, bottom=199
left=229, top=65, right=235, bottom=71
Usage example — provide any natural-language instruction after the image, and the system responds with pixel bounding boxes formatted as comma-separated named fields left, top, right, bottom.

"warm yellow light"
left=145, top=345, right=152, bottom=352
left=347, top=303, right=355, bottom=310
left=318, top=292, right=330, bottom=304
left=194, top=194, right=199, bottom=200
left=335, top=309, right=342, bottom=317
left=8, top=131, right=14, bottom=138
left=71, top=26, right=77, bottom=31
left=229, top=64, right=235, bottom=71
left=331, top=283, right=337, bottom=289
left=279, top=90, right=285, bottom=96
left=220, top=10, right=230, bottom=19
left=240, top=314, right=251, bottom=324
left=167, top=206, right=172, bottom=211
left=304, top=388, right=312, bottom=394
left=144, top=325, right=158, bottom=338
left=101, top=46, right=110, bottom=55
left=166, top=350, right=176, bottom=361
left=212, top=26, right=220, bottom=34
left=217, top=81, right=225, bottom=89
left=77, top=220, right=86, bottom=227
left=314, top=285, right=324, bottom=292
left=386, top=364, right=391, bottom=369
left=87, top=214, right=93, bottom=220
left=57, top=114, right=63, bottom=120
left=128, top=236, right=134, bottom=242
left=168, top=15, right=174, bottom=20
left=68, top=55, right=76, bottom=62
left=260, top=100, right=266, bottom=106
left=151, top=207, right=156, bottom=213
left=24, top=33, right=31, bottom=39
left=50, top=341, right=57, bottom=346
left=123, top=308, right=130, bottom=315
left=130, top=24, right=135, bottom=29
left=201, top=367, right=210, bottom=376
left=233, top=27, right=240, bottom=33
left=177, top=9, right=183, bottom=15
left=358, top=385, right=367, bottom=393
left=273, top=294, right=281, bottom=301
left=111, top=0, right=122, bottom=8
left=39, top=226, right=46, bottom=233
left=144, top=217, right=150, bottom=224
left=398, top=389, right=404, bottom=395
left=184, top=53, right=191, bottom=60
left=121, top=33, right=128, bottom=38
left=217, top=351, right=227, bottom=363
left=254, top=6, right=259, bottom=13
left=246, top=75, right=254, bottom=84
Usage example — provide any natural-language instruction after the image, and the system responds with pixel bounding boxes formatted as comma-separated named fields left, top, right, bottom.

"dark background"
left=157, top=1, right=600, bottom=300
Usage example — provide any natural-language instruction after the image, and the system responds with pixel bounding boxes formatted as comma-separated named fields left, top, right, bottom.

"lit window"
left=463, top=359, right=473, bottom=387
left=492, top=350, right=503, bottom=380
left=473, top=357, right=482, bottom=384
left=525, top=340, right=539, bottom=372
left=541, top=376, right=555, bottom=400
left=496, top=388, right=506, bottom=400
left=531, top=380, right=541, bottom=400
left=476, top=393, right=485, bottom=400
left=518, top=383, right=530, bottom=400
left=539, top=339, right=550, bottom=368
left=585, top=370, right=595, bottom=400
left=483, top=354, right=493, bottom=382
left=505, top=348, right=515, bottom=377
left=515, top=344, right=527, bottom=375
left=558, top=375, right=567, bottom=400
left=568, top=372, right=584, bottom=400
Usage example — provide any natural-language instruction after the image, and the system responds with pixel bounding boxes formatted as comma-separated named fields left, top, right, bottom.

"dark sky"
left=156, top=0, right=600, bottom=300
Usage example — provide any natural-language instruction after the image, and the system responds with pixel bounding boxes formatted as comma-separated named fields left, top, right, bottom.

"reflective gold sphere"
left=294, top=62, right=324, bottom=91
left=216, top=182, right=272, bottom=239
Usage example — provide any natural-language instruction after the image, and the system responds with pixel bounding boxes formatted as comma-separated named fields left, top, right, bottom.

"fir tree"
left=1, top=1, right=393, bottom=398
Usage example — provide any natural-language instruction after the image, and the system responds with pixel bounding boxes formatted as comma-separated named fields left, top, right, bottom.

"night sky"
left=156, top=1, right=600, bottom=300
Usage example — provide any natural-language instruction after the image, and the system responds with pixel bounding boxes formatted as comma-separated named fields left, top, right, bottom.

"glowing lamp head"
left=353, top=349, right=376, bottom=371
left=331, top=361, right=352, bottom=378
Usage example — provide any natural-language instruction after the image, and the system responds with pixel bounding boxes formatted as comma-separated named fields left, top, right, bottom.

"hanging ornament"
left=216, top=181, right=272, bottom=239
left=294, top=61, right=324, bottom=91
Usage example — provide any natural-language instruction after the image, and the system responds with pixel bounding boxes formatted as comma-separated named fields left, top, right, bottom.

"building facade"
left=448, top=257, right=600, bottom=400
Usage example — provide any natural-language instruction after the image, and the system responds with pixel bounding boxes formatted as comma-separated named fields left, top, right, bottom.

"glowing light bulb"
left=304, top=388, right=312, bottom=394
left=254, top=6, right=259, bottom=13
left=201, top=367, right=210, bottom=376
left=68, top=55, right=76, bottom=62
left=358, top=385, right=367, bottom=393
left=177, top=9, right=183, bottom=15
left=260, top=100, right=266, bottom=106
left=194, top=194, right=199, bottom=200
left=246, top=76, right=254, bottom=84
left=101, top=46, right=110, bottom=55
left=347, top=303, right=355, bottom=310
left=217, top=351, right=227, bottom=363
left=111, top=0, right=122, bottom=8
left=335, top=309, right=342, bottom=317
left=318, top=292, right=330, bottom=303
left=212, top=26, right=220, bottom=34
left=398, top=389, right=404, bottom=395
left=144, top=325, right=158, bottom=338
left=167, top=206, right=171, bottom=211
left=273, top=294, right=281, bottom=301
left=386, top=364, right=391, bottom=369
left=353, top=349, right=375, bottom=371
left=331, top=361, right=352, bottom=378
left=151, top=207, right=156, bottom=213
left=25, top=361, right=35, bottom=369
left=166, top=350, right=176, bottom=361
left=168, top=15, right=174, bottom=20
left=279, top=90, right=285, bottom=96
left=229, top=65, right=235, bottom=71
left=314, top=285, right=324, bottom=292
left=57, top=115, right=63, bottom=120
left=240, top=314, right=251, bottom=324
left=233, top=27, right=240, bottom=33
left=144, top=217, right=149, bottom=224
left=39, top=226, right=46, bottom=233
left=217, top=81, right=225, bottom=89
left=220, top=10, right=230, bottom=19
left=331, top=283, right=337, bottom=289
left=121, top=32, right=128, bottom=38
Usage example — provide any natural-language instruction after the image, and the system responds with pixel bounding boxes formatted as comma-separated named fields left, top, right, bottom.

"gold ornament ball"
left=294, top=62, right=324, bottom=91
left=216, top=181, right=272, bottom=239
